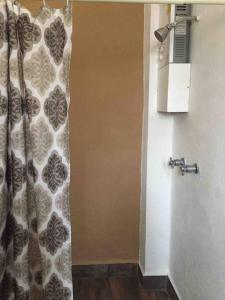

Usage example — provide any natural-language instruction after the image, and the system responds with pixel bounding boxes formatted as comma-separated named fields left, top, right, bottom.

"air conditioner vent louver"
left=175, top=5, right=192, bottom=15
left=173, top=4, right=192, bottom=63
left=174, top=36, right=186, bottom=58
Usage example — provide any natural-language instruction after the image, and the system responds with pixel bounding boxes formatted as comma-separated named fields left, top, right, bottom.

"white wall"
left=170, top=5, right=225, bottom=300
left=140, top=4, right=173, bottom=276
left=141, top=5, right=225, bottom=298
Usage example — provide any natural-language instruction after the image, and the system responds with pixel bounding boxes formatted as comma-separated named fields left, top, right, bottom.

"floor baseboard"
left=72, top=263, right=179, bottom=299
left=138, top=266, right=179, bottom=300
left=166, top=277, right=179, bottom=300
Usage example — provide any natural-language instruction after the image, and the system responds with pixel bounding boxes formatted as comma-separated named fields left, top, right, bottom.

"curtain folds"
left=0, top=1, right=73, bottom=299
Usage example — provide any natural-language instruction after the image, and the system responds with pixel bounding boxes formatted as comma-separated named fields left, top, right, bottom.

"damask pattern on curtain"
left=0, top=1, right=73, bottom=299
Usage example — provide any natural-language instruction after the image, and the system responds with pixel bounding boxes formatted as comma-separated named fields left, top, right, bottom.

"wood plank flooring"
left=74, top=277, right=170, bottom=300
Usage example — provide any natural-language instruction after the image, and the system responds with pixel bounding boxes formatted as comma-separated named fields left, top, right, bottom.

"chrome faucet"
left=169, top=157, right=186, bottom=168
left=180, top=163, right=199, bottom=176
left=169, top=157, right=200, bottom=176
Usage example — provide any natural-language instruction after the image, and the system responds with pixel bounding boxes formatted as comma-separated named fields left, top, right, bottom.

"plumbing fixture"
left=169, top=157, right=186, bottom=168
left=154, top=15, right=200, bottom=43
left=180, top=163, right=199, bottom=176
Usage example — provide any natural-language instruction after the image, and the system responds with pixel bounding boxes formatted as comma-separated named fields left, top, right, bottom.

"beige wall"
left=22, top=1, right=144, bottom=265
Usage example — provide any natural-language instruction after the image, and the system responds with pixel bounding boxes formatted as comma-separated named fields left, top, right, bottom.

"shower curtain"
left=0, top=1, right=73, bottom=299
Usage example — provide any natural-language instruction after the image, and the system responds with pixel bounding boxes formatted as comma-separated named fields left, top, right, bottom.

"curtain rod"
left=27, top=0, right=225, bottom=4
left=67, top=0, right=225, bottom=4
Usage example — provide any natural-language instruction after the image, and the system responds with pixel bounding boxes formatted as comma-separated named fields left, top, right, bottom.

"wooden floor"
left=74, top=277, right=170, bottom=300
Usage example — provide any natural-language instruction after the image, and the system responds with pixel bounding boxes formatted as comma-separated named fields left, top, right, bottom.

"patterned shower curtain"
left=0, top=0, right=73, bottom=299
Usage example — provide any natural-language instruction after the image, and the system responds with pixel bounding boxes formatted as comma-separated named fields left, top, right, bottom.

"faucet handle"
left=169, top=157, right=185, bottom=168
left=169, top=157, right=175, bottom=168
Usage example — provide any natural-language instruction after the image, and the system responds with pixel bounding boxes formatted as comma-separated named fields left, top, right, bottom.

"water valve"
left=169, top=157, right=186, bottom=168
left=180, top=163, right=199, bottom=176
